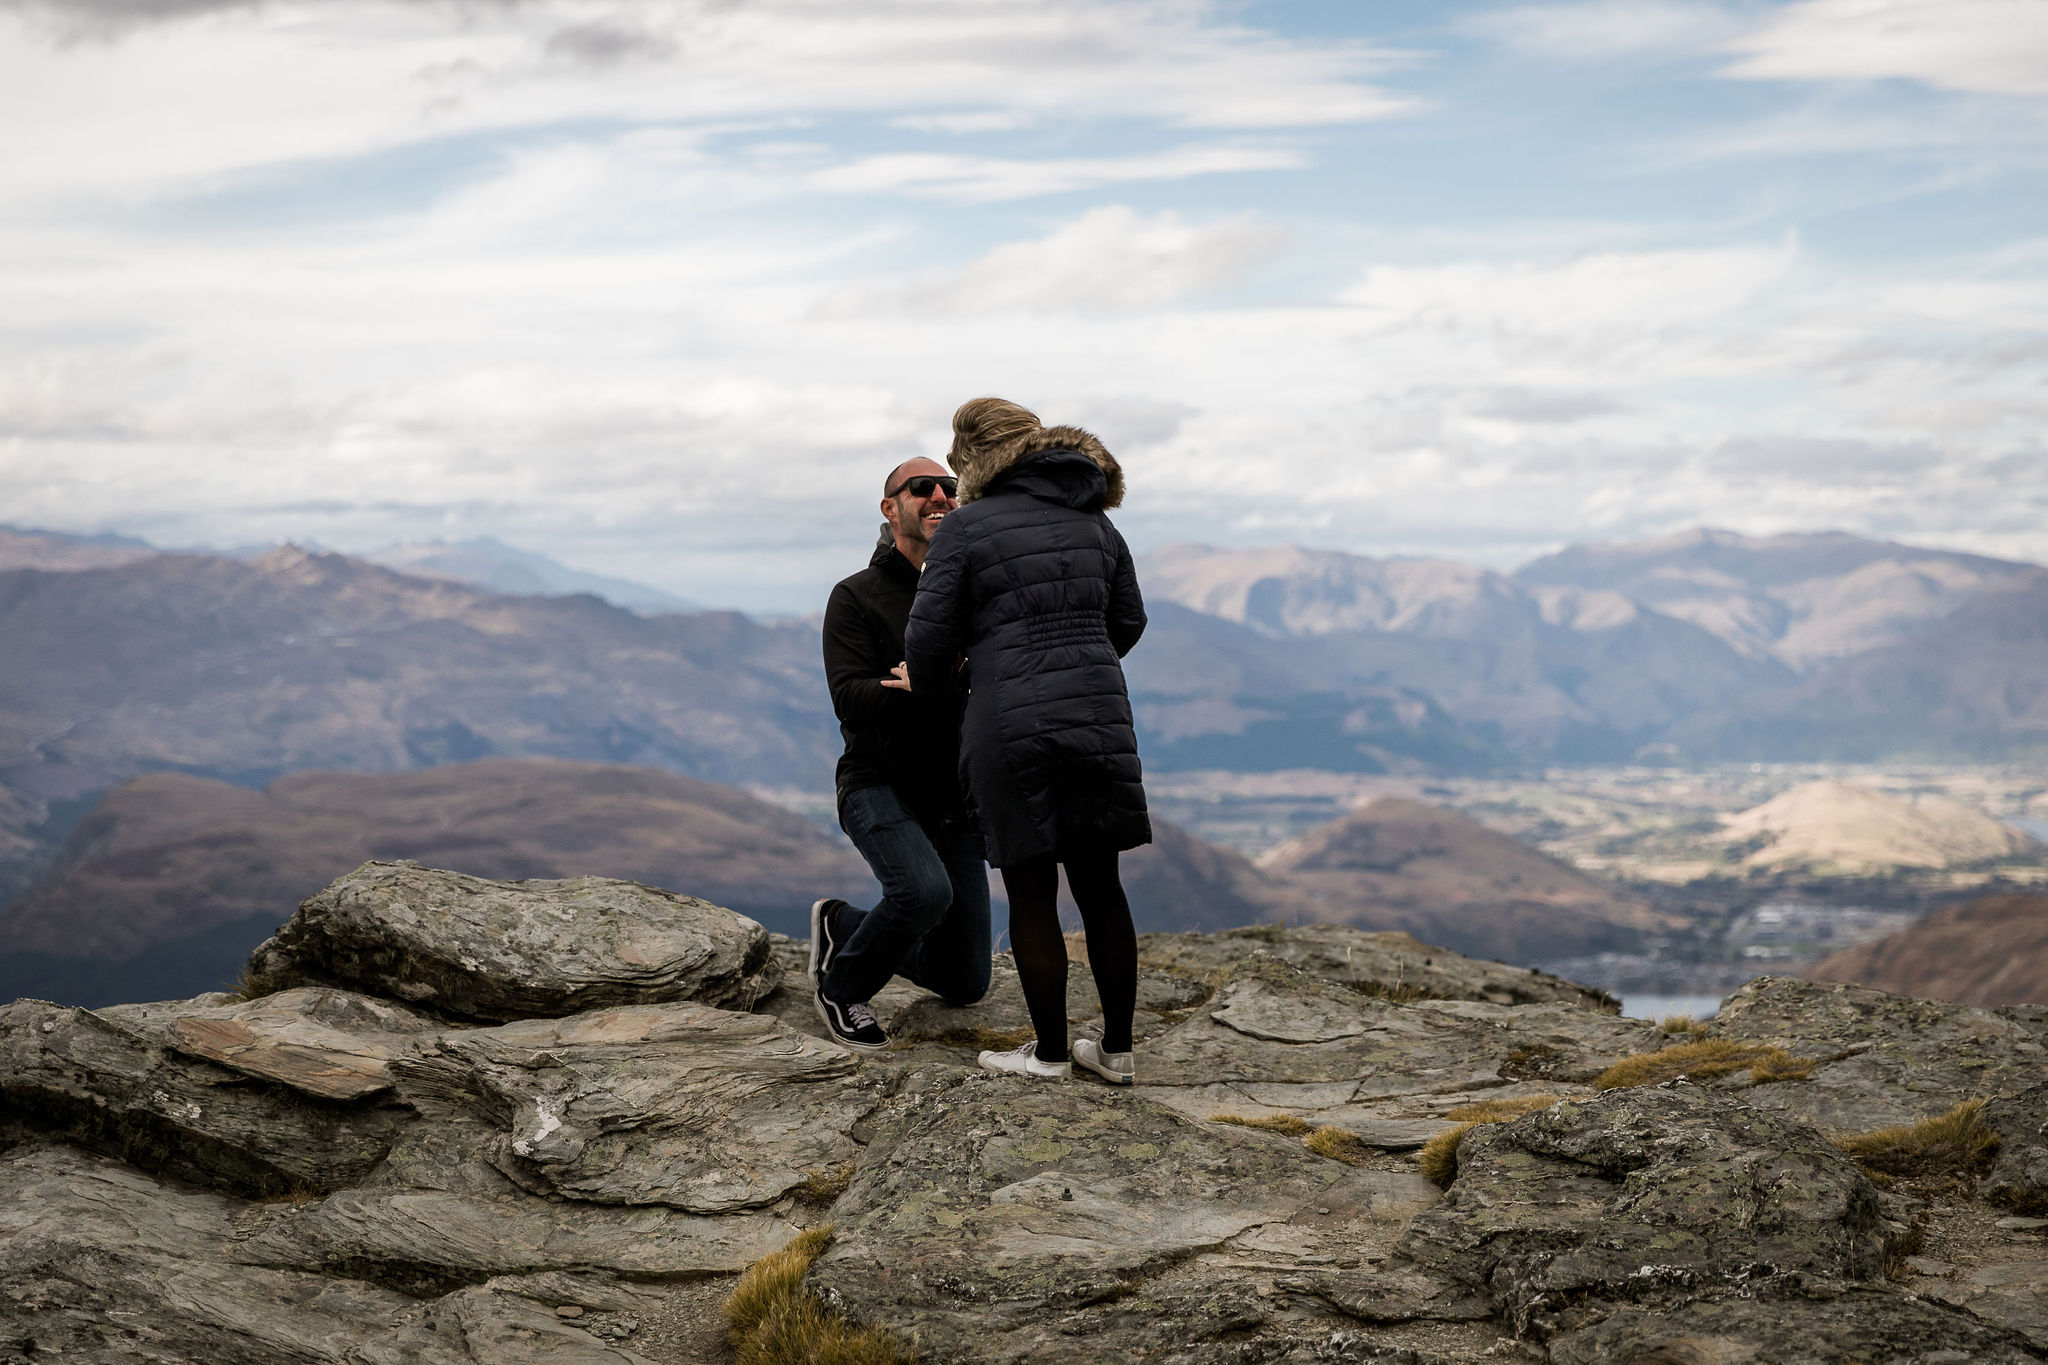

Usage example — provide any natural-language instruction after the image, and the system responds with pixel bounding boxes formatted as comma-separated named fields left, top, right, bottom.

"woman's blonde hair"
left=948, top=397, right=1041, bottom=472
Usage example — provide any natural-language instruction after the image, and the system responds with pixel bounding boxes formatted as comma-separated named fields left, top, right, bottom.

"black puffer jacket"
left=903, top=425, right=1150, bottom=868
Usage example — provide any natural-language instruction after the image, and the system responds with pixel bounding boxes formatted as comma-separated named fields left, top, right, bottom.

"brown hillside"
left=1806, top=893, right=2048, bottom=1007
left=1117, top=819, right=1311, bottom=934
left=1258, top=797, right=1679, bottom=962
left=1, top=758, right=873, bottom=958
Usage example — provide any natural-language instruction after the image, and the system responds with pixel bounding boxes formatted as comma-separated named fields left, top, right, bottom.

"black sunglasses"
left=887, top=475, right=959, bottom=499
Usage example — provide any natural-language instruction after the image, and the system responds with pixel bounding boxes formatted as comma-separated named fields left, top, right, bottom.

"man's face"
left=882, top=458, right=958, bottom=547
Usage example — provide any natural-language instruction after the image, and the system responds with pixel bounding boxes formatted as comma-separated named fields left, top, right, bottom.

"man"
left=811, top=456, right=991, bottom=1050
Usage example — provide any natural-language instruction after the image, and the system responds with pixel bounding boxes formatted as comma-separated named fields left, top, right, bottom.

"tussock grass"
left=227, top=964, right=284, bottom=1003
left=1593, top=1039, right=1815, bottom=1091
left=724, top=1225, right=909, bottom=1365
left=796, top=1166, right=855, bottom=1206
left=1834, top=1100, right=1999, bottom=1181
left=907, top=1026, right=1036, bottom=1053
left=1304, top=1126, right=1372, bottom=1166
left=1419, top=1094, right=1561, bottom=1188
left=1418, top=1125, right=1473, bottom=1188
left=1211, top=1113, right=1313, bottom=1137
left=1444, top=1093, right=1559, bottom=1124
left=1350, top=980, right=1437, bottom=1005
left=1659, top=1014, right=1708, bottom=1036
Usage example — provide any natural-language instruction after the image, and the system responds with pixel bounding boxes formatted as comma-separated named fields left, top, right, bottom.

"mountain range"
left=1135, top=530, right=2048, bottom=768
left=3, top=523, right=2042, bottom=938
left=0, top=758, right=1668, bottom=1006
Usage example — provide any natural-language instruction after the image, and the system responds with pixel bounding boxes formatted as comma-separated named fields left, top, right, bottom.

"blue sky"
left=2, top=0, right=2044, bottom=611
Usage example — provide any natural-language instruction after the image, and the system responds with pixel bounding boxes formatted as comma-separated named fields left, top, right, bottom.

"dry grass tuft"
left=1659, top=1014, right=1708, bottom=1036
left=1418, top=1124, right=1474, bottom=1187
left=796, top=1166, right=855, bottom=1206
left=227, top=964, right=285, bottom=1003
left=1304, top=1126, right=1372, bottom=1166
left=907, top=1025, right=1037, bottom=1054
left=1444, top=1093, right=1559, bottom=1124
left=724, top=1225, right=909, bottom=1365
left=1350, top=979, right=1437, bottom=1005
left=1211, top=1113, right=1313, bottom=1137
left=1593, top=1039, right=1814, bottom=1091
left=1418, top=1094, right=1563, bottom=1187
left=1834, top=1100, right=1999, bottom=1181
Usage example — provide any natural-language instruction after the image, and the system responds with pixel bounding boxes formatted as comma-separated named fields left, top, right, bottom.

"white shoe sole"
left=977, top=1049, right=1070, bottom=1080
left=807, top=898, right=831, bottom=985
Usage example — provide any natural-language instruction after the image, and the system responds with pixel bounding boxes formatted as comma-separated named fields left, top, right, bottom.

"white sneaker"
left=1072, top=1038, right=1134, bottom=1085
left=977, top=1041, right=1070, bottom=1080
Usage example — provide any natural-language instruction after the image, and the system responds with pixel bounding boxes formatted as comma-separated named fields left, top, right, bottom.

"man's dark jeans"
left=824, top=785, right=991, bottom=1008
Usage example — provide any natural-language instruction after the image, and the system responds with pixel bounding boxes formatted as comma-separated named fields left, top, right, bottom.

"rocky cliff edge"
left=2, top=860, right=2044, bottom=1363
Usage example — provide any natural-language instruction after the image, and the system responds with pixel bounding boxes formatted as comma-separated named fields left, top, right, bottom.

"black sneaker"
left=809, top=897, right=850, bottom=986
left=816, top=991, right=889, bottom=1052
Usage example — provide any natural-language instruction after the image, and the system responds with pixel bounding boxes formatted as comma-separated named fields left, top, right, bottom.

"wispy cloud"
left=1724, top=0, right=2048, bottom=99
left=825, top=205, right=1288, bottom=313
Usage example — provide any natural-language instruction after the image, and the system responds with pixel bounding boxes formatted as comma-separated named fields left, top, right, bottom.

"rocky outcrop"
left=391, top=1004, right=882, bottom=1211
left=1136, top=922, right=1620, bottom=1011
left=4, top=866, right=2045, bottom=1363
left=1985, top=1083, right=2048, bottom=1216
left=247, top=860, right=780, bottom=1020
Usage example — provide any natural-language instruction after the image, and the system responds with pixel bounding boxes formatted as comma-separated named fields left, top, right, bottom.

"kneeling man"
left=811, top=456, right=990, bottom=1049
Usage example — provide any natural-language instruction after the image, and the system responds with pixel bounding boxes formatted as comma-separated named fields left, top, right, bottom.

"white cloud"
left=808, top=143, right=1309, bottom=204
left=830, top=206, right=1287, bottom=313
left=0, top=0, right=1409, bottom=199
left=1724, top=0, right=2048, bottom=98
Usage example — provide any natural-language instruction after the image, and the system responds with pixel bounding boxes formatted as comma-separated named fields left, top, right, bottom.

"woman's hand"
left=880, top=662, right=912, bottom=692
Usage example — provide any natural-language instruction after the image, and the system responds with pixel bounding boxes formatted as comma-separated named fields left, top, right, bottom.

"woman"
left=904, top=397, right=1150, bottom=1083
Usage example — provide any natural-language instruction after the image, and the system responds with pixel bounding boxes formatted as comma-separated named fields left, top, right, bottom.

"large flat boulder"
left=247, top=861, right=780, bottom=1021
left=1134, top=953, right=1657, bottom=1094
left=390, top=1002, right=881, bottom=1211
left=1139, top=922, right=1620, bottom=1011
left=236, top=1115, right=799, bottom=1290
left=1398, top=1084, right=2036, bottom=1359
left=0, top=996, right=415, bottom=1196
left=1711, top=975, right=2048, bottom=1131
left=808, top=1071, right=1492, bottom=1364
left=0, top=1143, right=650, bottom=1365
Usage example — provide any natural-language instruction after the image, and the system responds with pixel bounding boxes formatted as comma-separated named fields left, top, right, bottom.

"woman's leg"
left=1063, top=848, right=1137, bottom=1054
left=1000, top=855, right=1069, bottom=1063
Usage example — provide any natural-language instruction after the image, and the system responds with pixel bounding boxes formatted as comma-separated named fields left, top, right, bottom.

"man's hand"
left=880, top=662, right=912, bottom=692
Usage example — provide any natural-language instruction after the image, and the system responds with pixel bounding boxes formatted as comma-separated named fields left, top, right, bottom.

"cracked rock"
left=247, top=860, right=780, bottom=1021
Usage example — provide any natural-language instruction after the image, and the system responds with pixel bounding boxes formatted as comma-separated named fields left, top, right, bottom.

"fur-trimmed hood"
left=950, top=423, right=1123, bottom=509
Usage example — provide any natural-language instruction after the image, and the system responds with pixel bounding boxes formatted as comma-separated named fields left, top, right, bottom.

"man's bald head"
left=884, top=456, right=948, bottom=495
left=879, top=456, right=958, bottom=567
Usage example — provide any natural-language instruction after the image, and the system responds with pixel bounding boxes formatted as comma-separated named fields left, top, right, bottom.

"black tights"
left=1002, top=849, right=1137, bottom=1064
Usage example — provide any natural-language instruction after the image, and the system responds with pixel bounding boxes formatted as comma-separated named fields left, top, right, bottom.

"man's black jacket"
left=822, top=539, right=964, bottom=823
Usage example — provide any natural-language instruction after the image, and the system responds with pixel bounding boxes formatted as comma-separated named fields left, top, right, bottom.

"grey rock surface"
left=1136, top=953, right=1656, bottom=1093
left=0, top=1143, right=649, bottom=1364
left=236, top=1116, right=800, bottom=1289
left=0, top=997, right=412, bottom=1196
left=1985, top=1083, right=2048, bottom=1216
left=5, top=861, right=2045, bottom=1364
left=1138, top=923, right=1620, bottom=1012
left=1401, top=1086, right=1899, bottom=1333
left=1711, top=975, right=2048, bottom=1132
left=248, top=861, right=780, bottom=1021
left=1546, top=1280, right=2044, bottom=1365
left=390, top=1002, right=880, bottom=1211
left=808, top=1069, right=1479, bottom=1364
